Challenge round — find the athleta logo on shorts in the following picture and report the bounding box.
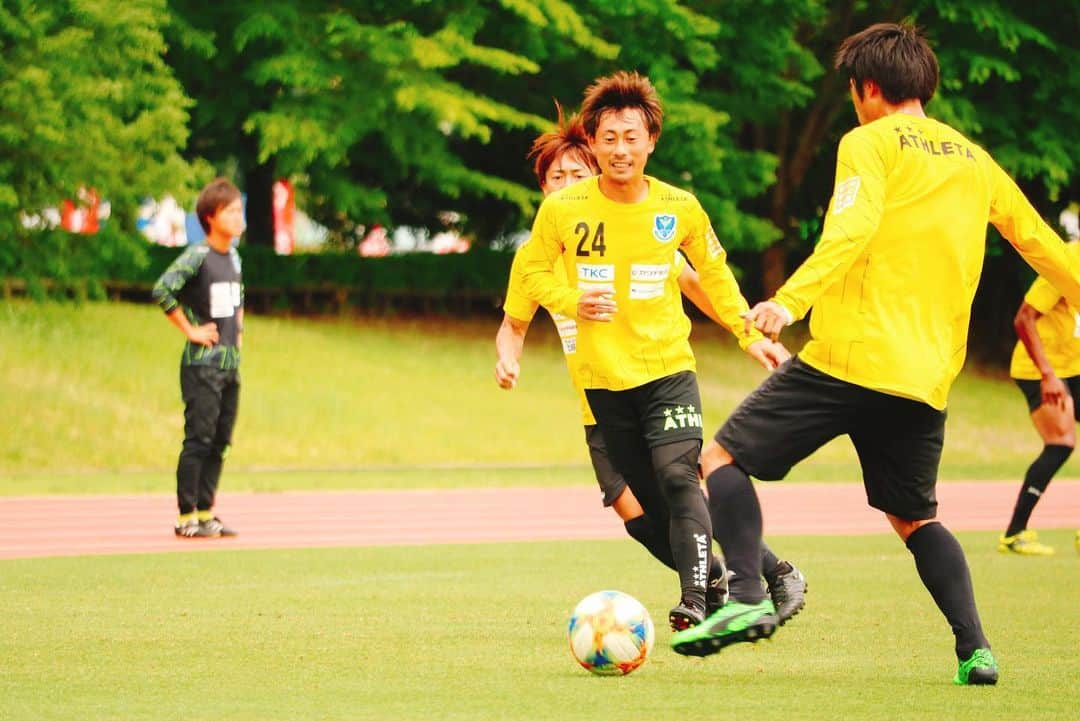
[663,404,702,431]
[653,214,676,243]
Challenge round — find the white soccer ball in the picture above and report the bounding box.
[568,590,655,676]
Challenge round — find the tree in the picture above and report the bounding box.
[691,0,1077,299]
[0,0,197,237]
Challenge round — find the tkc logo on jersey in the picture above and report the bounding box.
[662,404,702,431]
[653,214,677,243]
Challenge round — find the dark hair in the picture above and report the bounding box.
[196,177,242,233]
[527,101,599,187]
[835,23,939,105]
[580,70,663,139]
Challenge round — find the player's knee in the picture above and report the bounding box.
[886,514,933,542]
[699,440,734,478]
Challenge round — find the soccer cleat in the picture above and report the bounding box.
[998,529,1054,556]
[668,599,706,632]
[198,517,238,537]
[174,520,202,538]
[1075,530,1079,554]
[766,562,807,625]
[670,598,778,657]
[953,648,998,686]
[706,561,730,615]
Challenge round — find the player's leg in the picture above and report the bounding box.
[176,365,221,538]
[854,390,996,685]
[674,358,849,656]
[586,424,674,568]
[585,385,714,623]
[635,372,717,629]
[587,424,729,610]
[196,369,239,538]
[1000,379,1074,554]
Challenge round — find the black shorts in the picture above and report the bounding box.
[585,371,704,449]
[1015,376,1080,416]
[716,357,945,520]
[584,424,627,507]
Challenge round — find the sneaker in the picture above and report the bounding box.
[998,529,1054,556]
[198,517,238,538]
[670,598,778,657]
[668,599,706,632]
[706,561,730,615]
[766,562,807,625]
[953,648,998,686]
[174,519,201,538]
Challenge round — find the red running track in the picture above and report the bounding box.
[1,481,1078,560]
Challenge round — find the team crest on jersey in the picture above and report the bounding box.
[653,214,677,243]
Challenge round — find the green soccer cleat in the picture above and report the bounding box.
[954,648,998,686]
[1075,530,1079,554]
[670,598,777,657]
[998,529,1054,556]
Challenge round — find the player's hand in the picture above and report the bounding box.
[495,356,520,390]
[742,301,791,341]
[187,323,219,347]
[746,339,789,371]
[1040,373,1069,411]
[578,287,617,322]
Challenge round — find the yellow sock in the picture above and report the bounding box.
[196,510,214,523]
[178,512,197,526]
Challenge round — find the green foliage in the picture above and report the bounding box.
[0,227,150,298]
[0,0,199,236]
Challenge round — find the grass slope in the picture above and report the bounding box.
[0,300,1066,493]
[1,530,1077,720]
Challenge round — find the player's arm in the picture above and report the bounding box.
[495,247,544,389]
[152,248,217,347]
[1014,279,1069,410]
[677,263,791,363]
[518,200,585,318]
[678,211,791,369]
[494,313,530,390]
[236,305,244,350]
[676,265,724,325]
[752,131,886,339]
[989,162,1080,307]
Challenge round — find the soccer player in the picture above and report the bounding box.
[516,72,789,632]
[496,106,807,621]
[672,23,1080,686]
[152,178,245,539]
[1001,238,1080,555]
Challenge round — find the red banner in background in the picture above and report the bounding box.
[273,179,295,255]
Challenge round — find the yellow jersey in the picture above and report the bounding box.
[772,114,1080,410]
[504,248,686,425]
[517,175,762,391]
[1009,242,1080,380]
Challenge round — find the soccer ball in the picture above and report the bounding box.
[568,590,655,676]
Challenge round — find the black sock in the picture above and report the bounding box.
[1006,444,1071,537]
[624,514,677,571]
[761,544,783,582]
[905,522,989,660]
[705,464,765,604]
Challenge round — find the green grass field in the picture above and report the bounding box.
[0,300,1071,493]
[2,530,1077,721]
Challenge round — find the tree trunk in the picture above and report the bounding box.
[243,159,276,248]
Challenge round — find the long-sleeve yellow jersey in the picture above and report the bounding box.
[773,114,1080,410]
[1009,242,1080,381]
[516,175,761,391]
